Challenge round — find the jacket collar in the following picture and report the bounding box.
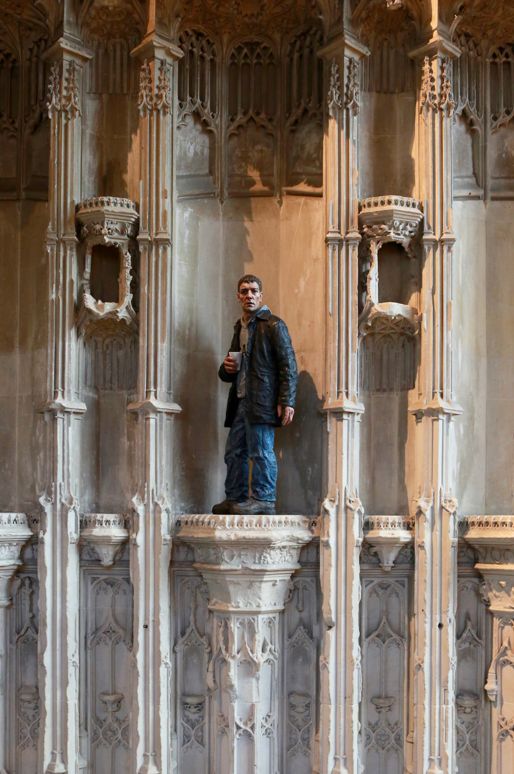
[234,305,271,328]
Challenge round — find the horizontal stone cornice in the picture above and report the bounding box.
[322,397,365,416]
[131,31,183,62]
[127,397,181,416]
[318,31,370,61]
[409,397,463,419]
[409,34,461,61]
[41,398,87,416]
[43,35,93,63]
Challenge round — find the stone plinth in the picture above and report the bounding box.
[464,515,514,774]
[177,513,312,774]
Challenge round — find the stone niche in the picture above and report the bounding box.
[76,196,139,338]
[358,195,423,392]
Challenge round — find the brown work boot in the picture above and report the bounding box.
[235,497,276,515]
[212,499,242,514]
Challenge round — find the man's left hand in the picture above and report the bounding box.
[278,405,294,426]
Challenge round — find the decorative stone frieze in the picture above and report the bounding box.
[177,512,312,774]
[76,196,138,338]
[364,515,414,571]
[463,515,514,773]
[0,513,32,774]
[359,195,423,243]
[80,513,129,567]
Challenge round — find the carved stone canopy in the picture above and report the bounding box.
[359,195,423,247]
[76,196,139,338]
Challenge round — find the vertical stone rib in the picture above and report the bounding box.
[409,31,461,774]
[38,40,91,774]
[318,32,368,774]
[129,33,182,774]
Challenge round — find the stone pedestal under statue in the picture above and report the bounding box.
[177,513,312,774]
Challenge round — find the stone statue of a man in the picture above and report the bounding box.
[212,274,298,515]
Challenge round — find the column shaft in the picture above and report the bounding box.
[128,33,182,774]
[38,39,90,774]
[408,37,461,774]
[318,32,368,774]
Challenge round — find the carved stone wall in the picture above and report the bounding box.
[0,1,514,773]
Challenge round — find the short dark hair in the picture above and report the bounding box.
[237,274,262,292]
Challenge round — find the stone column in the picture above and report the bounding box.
[39,36,91,774]
[408,29,462,774]
[0,514,32,774]
[177,514,312,774]
[317,31,368,774]
[128,26,182,774]
[464,515,514,774]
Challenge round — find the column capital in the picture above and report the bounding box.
[409,33,461,61]
[43,35,93,64]
[318,31,369,61]
[131,31,183,63]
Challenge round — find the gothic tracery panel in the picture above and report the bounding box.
[81,571,133,773]
[489,43,514,197]
[283,571,320,774]
[361,578,410,774]
[284,26,323,191]
[7,573,40,774]
[453,34,484,196]
[177,29,219,196]
[173,570,211,774]
[227,40,278,195]
[176,23,323,199]
[456,575,489,774]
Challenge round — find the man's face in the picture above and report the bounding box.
[237,281,263,315]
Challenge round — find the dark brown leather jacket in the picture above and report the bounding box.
[218,306,297,427]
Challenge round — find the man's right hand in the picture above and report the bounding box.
[223,355,238,374]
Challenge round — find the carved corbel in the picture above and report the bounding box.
[80,513,129,567]
[364,515,414,571]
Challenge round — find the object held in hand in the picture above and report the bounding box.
[229,351,242,370]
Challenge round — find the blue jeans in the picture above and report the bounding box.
[224,400,277,502]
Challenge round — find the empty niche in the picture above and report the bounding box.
[358,196,422,392]
[90,243,121,304]
[177,29,218,196]
[76,196,138,338]
[376,242,412,305]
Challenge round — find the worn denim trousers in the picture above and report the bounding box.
[224,399,277,502]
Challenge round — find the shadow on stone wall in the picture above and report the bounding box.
[275,370,325,516]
